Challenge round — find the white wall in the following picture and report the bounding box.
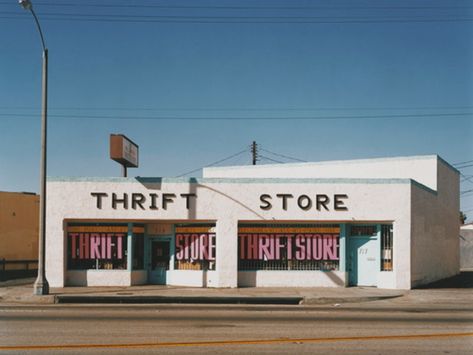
[238,271,346,287]
[204,155,439,191]
[46,177,414,289]
[66,270,131,287]
[167,270,217,287]
[410,159,460,287]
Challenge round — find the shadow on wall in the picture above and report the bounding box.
[135,177,268,221]
[414,271,473,289]
[323,270,345,286]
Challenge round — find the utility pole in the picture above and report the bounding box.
[251,141,258,165]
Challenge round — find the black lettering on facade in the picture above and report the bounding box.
[259,194,272,210]
[334,194,348,211]
[276,194,293,210]
[112,193,128,209]
[180,193,196,209]
[316,194,330,211]
[162,193,176,210]
[131,193,146,210]
[149,193,159,210]
[91,192,107,209]
[297,195,312,210]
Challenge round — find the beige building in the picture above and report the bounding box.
[0,192,38,276]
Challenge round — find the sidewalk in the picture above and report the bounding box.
[0,278,405,305]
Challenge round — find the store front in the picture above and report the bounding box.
[46,155,459,290]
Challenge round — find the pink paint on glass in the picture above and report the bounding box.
[90,233,101,259]
[312,235,323,260]
[259,235,274,260]
[247,234,258,259]
[106,234,113,259]
[79,233,89,259]
[70,233,78,259]
[200,234,209,260]
[117,234,123,259]
[295,235,306,260]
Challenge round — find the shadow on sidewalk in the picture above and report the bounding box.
[415,271,473,289]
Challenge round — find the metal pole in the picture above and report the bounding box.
[122,164,127,178]
[252,141,257,165]
[33,47,49,295]
[19,1,49,295]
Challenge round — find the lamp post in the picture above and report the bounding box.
[19,0,49,295]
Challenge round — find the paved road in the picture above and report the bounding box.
[1,300,472,354]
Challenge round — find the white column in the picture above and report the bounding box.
[215,218,238,288]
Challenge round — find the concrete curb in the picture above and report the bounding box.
[301,294,403,305]
[53,294,404,305]
[55,295,304,305]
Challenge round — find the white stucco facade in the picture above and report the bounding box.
[45,155,460,290]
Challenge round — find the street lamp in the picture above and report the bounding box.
[19,0,49,295]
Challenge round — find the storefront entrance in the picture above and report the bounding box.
[348,235,378,286]
[148,238,170,284]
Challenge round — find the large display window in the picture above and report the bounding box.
[174,224,216,271]
[67,223,144,270]
[238,224,340,271]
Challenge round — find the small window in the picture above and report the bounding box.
[381,224,393,271]
[349,225,377,236]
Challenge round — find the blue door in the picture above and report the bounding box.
[348,236,378,286]
[148,240,170,284]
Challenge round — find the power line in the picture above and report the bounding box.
[2,15,473,24]
[259,155,285,164]
[457,164,473,170]
[454,159,473,166]
[1,1,471,10]
[460,172,473,186]
[175,148,248,177]
[4,11,473,21]
[2,105,473,112]
[259,147,306,163]
[0,112,471,121]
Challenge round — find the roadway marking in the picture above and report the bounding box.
[1,332,472,351]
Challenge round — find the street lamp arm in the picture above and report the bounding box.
[29,7,46,52]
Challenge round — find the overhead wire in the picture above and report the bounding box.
[175,148,248,177]
[259,147,306,162]
[258,155,285,164]
[0,112,471,121]
[1,1,472,10]
[2,16,472,24]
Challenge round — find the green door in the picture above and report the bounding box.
[148,240,170,284]
[348,236,378,286]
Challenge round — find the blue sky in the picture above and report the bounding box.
[0,0,472,220]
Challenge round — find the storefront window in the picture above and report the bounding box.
[133,231,145,270]
[238,224,340,271]
[174,224,216,271]
[381,224,393,271]
[67,224,128,270]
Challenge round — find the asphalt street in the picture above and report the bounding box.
[1,299,472,354]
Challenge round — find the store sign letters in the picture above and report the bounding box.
[259,193,348,211]
[69,233,125,260]
[90,192,348,212]
[175,233,216,261]
[91,192,197,210]
[239,234,339,261]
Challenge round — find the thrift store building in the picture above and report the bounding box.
[45,155,460,290]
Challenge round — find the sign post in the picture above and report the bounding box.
[110,134,139,177]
